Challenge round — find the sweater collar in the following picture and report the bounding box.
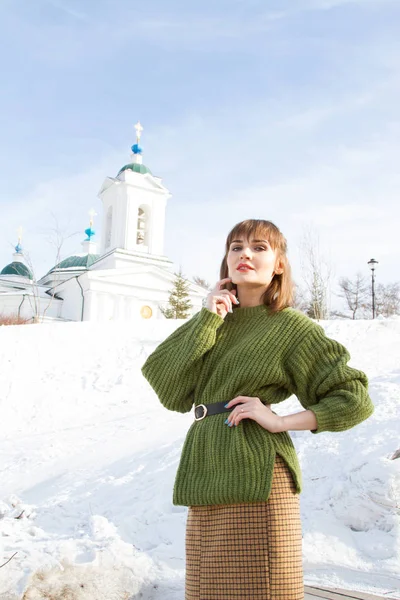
[225,303,270,321]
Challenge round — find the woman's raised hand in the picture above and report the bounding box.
[205,278,239,319]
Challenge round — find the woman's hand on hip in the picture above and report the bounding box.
[224,396,285,433]
[205,277,239,319]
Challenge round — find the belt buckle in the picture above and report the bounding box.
[194,404,207,421]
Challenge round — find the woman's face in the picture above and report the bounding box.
[226,236,282,288]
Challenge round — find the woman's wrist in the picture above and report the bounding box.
[279,410,318,432]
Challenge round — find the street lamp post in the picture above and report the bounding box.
[367,258,378,319]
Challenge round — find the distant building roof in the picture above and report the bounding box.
[48,254,100,274]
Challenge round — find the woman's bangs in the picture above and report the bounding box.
[226,220,281,251]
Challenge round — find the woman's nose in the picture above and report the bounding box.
[240,247,251,259]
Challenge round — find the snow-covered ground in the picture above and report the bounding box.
[0,317,399,599]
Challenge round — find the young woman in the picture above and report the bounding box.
[141,219,374,600]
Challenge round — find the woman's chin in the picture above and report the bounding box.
[231,273,252,283]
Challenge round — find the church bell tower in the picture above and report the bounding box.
[98,122,171,262]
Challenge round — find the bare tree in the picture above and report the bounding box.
[41,216,79,321]
[299,229,332,320]
[338,273,369,319]
[373,282,400,318]
[18,215,79,323]
[193,276,212,290]
[292,283,309,314]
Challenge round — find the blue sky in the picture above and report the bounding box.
[0,0,399,292]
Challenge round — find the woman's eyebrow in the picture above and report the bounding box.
[230,239,269,244]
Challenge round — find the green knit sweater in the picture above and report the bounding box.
[141,305,374,506]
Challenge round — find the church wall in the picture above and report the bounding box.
[148,196,167,256]
[100,185,128,255]
[0,295,29,320]
[72,274,204,322]
[0,290,64,322]
[38,294,63,320]
[57,278,85,321]
[83,290,142,322]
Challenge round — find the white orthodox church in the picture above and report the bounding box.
[0,123,207,322]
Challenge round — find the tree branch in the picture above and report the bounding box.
[0,552,18,569]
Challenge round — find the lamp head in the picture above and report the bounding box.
[368,258,379,271]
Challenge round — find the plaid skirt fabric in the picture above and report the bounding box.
[185,455,304,600]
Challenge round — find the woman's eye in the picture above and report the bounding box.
[231,246,266,251]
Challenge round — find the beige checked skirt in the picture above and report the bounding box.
[185,454,304,600]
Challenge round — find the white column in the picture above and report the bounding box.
[84,291,98,321]
[114,295,124,321]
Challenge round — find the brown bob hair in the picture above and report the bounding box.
[219,219,295,313]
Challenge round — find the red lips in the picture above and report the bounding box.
[237,263,254,270]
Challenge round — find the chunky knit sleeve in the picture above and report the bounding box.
[141,307,224,413]
[285,318,374,434]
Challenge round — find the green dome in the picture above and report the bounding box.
[49,254,100,273]
[1,262,33,279]
[118,163,152,176]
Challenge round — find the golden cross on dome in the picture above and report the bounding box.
[135,121,144,143]
[17,226,23,244]
[88,208,97,228]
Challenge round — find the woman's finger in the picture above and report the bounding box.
[225,396,249,410]
[211,278,232,293]
[225,399,248,426]
[206,295,230,316]
[226,405,248,427]
[216,279,239,304]
[216,277,232,290]
[217,294,232,309]
[219,289,239,304]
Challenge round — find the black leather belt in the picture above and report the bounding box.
[194,401,242,421]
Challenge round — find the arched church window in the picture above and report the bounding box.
[105,207,113,249]
[136,207,148,245]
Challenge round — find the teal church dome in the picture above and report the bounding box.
[1,262,33,279]
[117,163,152,176]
